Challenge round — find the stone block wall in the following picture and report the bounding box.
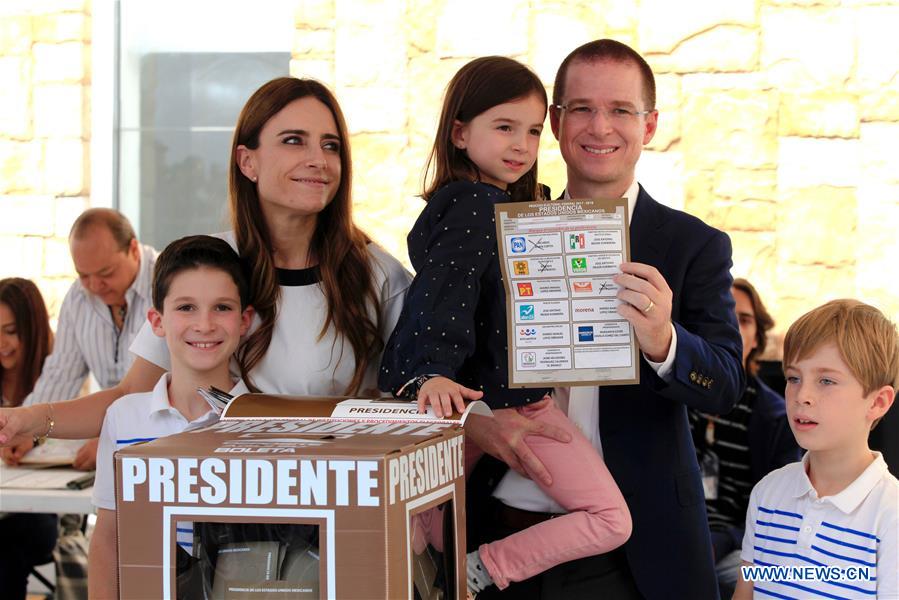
[1,0,90,318]
[293,0,899,356]
[3,0,897,355]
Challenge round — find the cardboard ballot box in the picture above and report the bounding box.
[115,396,489,599]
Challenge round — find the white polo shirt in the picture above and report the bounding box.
[741,452,898,599]
[93,374,248,552]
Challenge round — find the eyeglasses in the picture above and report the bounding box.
[552,103,652,124]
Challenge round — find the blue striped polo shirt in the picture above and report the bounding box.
[740,452,898,599]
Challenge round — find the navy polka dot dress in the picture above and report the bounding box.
[379,181,549,408]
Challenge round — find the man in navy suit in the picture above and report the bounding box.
[467,39,744,599]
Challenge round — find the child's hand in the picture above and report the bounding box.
[417,377,484,418]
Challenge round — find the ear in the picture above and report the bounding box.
[148,307,165,338]
[127,237,140,261]
[239,305,255,337]
[642,110,659,146]
[867,385,895,426]
[235,145,258,183]
[549,105,561,141]
[451,120,468,150]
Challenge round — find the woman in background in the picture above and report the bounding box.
[0,278,58,600]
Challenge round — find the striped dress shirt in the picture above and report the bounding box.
[24,244,157,406]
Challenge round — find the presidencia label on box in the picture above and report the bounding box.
[496,198,639,388]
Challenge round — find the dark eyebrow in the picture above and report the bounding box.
[277,129,341,142]
[736,311,755,320]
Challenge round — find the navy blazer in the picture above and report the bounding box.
[595,185,744,599]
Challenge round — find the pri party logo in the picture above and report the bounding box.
[517,282,534,297]
[513,260,529,275]
[519,304,535,321]
[570,257,587,273]
[569,233,586,249]
[510,236,527,253]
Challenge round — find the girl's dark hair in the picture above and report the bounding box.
[423,56,548,202]
[0,278,53,405]
[733,277,774,374]
[228,77,381,394]
[152,235,250,311]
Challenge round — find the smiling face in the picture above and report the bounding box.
[452,93,546,190]
[70,225,141,307]
[236,96,342,221]
[784,343,882,454]
[0,302,19,373]
[551,59,657,199]
[148,267,252,377]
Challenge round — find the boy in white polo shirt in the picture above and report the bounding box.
[735,299,898,599]
[87,235,254,599]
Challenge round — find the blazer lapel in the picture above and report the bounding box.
[630,185,671,267]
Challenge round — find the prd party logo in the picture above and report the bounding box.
[519,304,535,321]
[513,260,529,275]
[572,280,593,293]
[510,236,527,253]
[570,257,587,273]
[517,282,534,297]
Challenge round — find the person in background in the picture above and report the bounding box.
[734,299,898,598]
[0,278,58,600]
[1,208,157,471]
[689,277,800,599]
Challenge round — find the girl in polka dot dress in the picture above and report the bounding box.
[380,56,632,596]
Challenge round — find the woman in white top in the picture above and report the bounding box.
[0,78,410,445]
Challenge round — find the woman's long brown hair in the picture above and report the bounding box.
[423,56,548,202]
[228,78,381,394]
[0,278,53,405]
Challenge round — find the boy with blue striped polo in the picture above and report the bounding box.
[734,299,898,599]
[87,236,253,599]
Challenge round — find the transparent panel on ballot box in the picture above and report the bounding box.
[177,521,320,599]
[410,498,456,600]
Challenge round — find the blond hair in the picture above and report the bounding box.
[784,299,899,428]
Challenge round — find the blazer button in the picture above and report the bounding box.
[690,371,697,382]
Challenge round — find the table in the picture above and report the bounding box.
[0,464,95,514]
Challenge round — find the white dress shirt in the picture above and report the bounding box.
[492,179,678,513]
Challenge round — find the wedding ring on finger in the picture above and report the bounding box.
[642,299,655,313]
